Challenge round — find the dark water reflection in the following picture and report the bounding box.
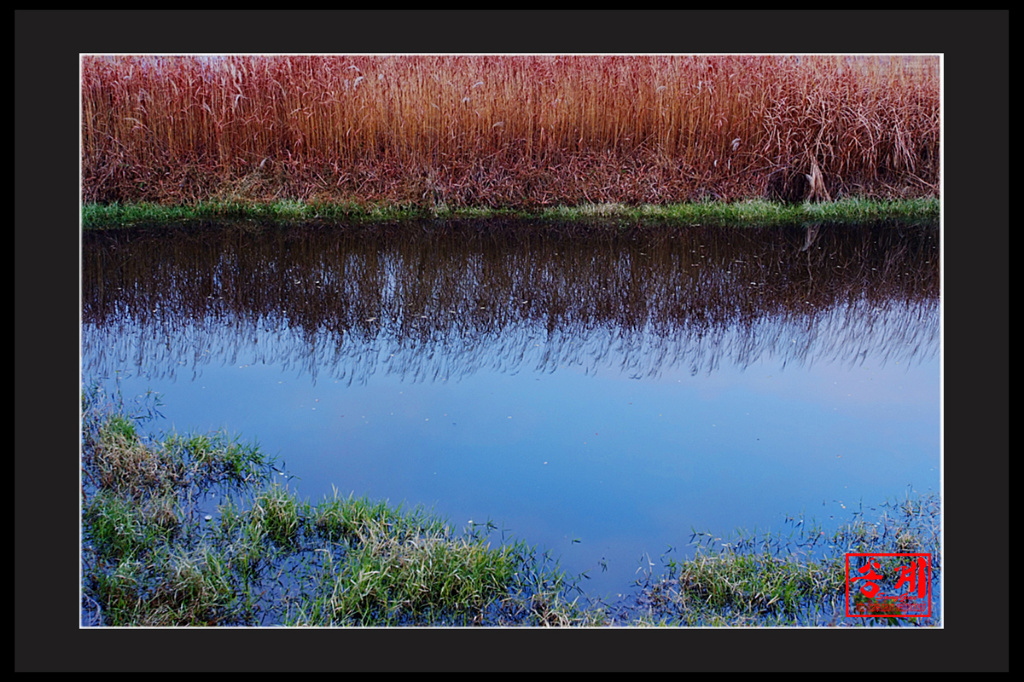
[81,220,940,600]
[83,221,938,382]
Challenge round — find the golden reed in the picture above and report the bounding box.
[81,55,939,207]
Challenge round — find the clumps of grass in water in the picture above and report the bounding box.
[91,545,238,627]
[217,489,594,627]
[81,384,275,625]
[628,491,941,627]
[83,384,937,627]
[310,511,515,626]
[633,548,848,626]
[82,388,591,626]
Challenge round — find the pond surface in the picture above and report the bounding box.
[81,219,940,602]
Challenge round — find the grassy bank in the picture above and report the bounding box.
[81,386,941,627]
[81,197,940,231]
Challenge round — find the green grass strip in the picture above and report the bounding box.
[81,197,939,230]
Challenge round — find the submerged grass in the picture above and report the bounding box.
[81,385,940,627]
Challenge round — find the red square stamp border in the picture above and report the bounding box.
[845,552,933,618]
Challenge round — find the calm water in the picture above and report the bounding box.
[81,220,940,601]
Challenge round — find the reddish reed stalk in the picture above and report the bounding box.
[81,55,940,207]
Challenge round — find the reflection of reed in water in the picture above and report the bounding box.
[82,221,939,384]
[800,223,821,252]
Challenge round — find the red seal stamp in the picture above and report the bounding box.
[845,553,932,618]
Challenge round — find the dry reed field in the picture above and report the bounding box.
[81,55,940,208]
